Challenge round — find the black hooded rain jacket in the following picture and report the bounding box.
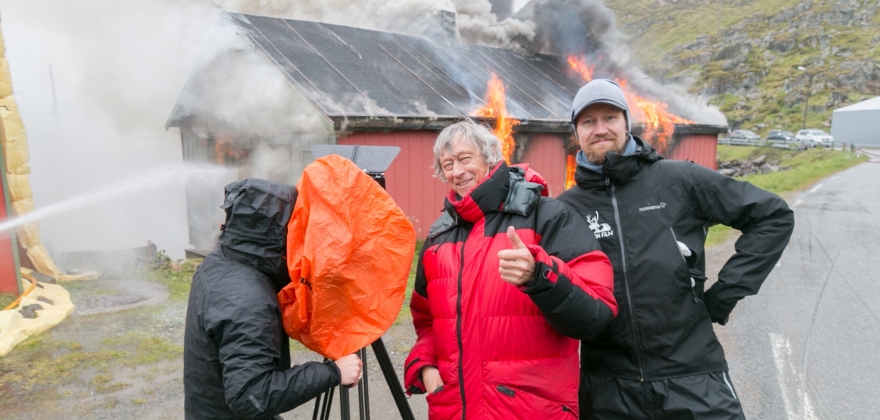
[557,136,794,382]
[184,179,340,419]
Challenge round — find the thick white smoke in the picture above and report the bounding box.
[3,0,723,263]
[2,0,221,260]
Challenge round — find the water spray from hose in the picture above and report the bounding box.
[0,164,233,235]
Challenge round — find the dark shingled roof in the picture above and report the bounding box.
[169,11,588,131]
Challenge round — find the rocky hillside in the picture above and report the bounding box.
[605,0,880,134]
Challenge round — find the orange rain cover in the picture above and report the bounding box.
[278,155,416,360]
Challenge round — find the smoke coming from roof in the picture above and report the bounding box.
[204,0,724,124]
[452,0,535,51]
[4,0,725,261]
[173,18,332,134]
[514,0,725,124]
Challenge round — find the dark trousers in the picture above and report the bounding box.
[580,372,746,420]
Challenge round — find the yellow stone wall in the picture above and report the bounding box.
[0,25,62,277]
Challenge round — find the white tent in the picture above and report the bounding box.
[831,96,880,146]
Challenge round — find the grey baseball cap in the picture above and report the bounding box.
[571,79,631,133]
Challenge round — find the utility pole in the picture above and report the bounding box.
[798,66,814,129]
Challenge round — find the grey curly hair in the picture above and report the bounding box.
[432,120,504,181]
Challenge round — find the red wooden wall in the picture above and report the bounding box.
[668,134,718,170]
[338,131,595,239]
[520,134,569,197]
[338,131,447,239]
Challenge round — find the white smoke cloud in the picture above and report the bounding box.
[2,0,723,264]
[174,18,332,134]
[2,0,221,260]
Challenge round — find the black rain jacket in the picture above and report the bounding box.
[184,179,340,419]
[557,136,794,381]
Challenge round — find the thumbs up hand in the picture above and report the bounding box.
[498,226,536,286]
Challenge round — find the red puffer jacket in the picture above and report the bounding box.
[404,163,617,420]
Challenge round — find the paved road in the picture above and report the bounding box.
[714,158,880,419]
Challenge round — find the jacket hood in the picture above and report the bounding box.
[574,135,663,188]
[219,178,297,291]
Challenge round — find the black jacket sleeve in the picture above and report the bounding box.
[687,163,795,324]
[206,279,340,419]
[521,198,618,340]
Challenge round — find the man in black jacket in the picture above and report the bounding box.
[558,79,795,419]
[184,178,361,419]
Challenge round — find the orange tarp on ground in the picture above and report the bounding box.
[278,155,416,360]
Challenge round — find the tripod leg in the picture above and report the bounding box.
[320,386,334,420]
[312,391,322,420]
[359,347,369,420]
[339,383,350,420]
[371,337,416,420]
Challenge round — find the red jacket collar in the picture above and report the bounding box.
[445,162,509,223]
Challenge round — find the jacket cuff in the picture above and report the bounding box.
[323,359,342,387]
[704,286,734,325]
[403,354,436,395]
[518,245,556,294]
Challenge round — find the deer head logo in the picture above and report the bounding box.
[585,211,600,231]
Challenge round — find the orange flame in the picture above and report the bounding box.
[565,55,694,156]
[615,79,694,155]
[472,72,520,163]
[213,133,248,165]
[567,54,594,81]
[565,154,577,190]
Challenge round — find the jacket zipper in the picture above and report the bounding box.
[610,182,646,382]
[456,239,467,420]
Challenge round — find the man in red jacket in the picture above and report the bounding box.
[404,120,618,419]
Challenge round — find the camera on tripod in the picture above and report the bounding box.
[288,145,415,420]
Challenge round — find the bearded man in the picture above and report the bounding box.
[557,79,795,419]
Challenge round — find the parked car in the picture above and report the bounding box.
[729,129,762,145]
[766,130,795,142]
[795,129,834,148]
[765,130,804,149]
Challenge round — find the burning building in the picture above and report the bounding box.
[166,11,726,248]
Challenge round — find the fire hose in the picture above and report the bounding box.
[2,272,38,311]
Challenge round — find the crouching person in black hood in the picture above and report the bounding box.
[184,178,362,419]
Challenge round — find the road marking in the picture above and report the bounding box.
[792,200,803,208]
[770,333,817,420]
[830,176,839,181]
[809,184,824,193]
[776,262,782,267]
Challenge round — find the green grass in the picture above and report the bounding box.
[601,1,877,135]
[141,259,201,301]
[0,330,182,394]
[707,145,868,245]
[705,225,735,247]
[606,0,802,63]
[394,240,423,325]
[738,148,867,194]
[1,293,15,309]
